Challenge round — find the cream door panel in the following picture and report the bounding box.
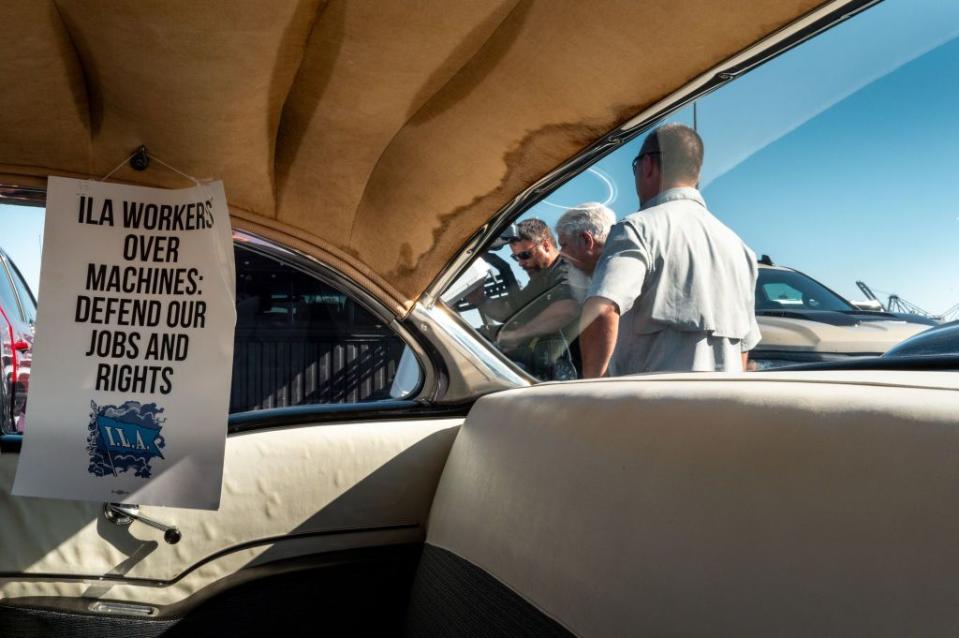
[0,417,461,605]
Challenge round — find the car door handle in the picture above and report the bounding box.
[103,503,182,544]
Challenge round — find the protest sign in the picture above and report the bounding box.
[13,177,235,510]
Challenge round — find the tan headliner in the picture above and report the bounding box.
[0,0,826,314]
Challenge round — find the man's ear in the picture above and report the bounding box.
[642,153,656,178]
[581,232,596,251]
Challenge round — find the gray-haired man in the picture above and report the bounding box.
[555,202,617,302]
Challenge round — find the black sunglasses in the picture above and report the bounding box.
[510,250,534,262]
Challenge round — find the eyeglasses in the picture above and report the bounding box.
[632,150,661,171]
[510,250,534,262]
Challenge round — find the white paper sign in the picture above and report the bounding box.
[13,177,236,510]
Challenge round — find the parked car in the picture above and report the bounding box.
[0,2,957,637]
[0,246,35,433]
[752,320,959,374]
[749,263,936,370]
[884,320,959,358]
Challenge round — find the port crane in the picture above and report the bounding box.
[856,281,958,322]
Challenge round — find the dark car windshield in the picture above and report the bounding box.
[756,269,855,313]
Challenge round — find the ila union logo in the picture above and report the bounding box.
[87,400,166,478]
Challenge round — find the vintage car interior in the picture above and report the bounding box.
[2,1,958,636]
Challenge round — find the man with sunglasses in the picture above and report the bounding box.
[580,123,761,377]
[472,219,578,371]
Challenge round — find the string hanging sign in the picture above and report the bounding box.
[14,164,236,510]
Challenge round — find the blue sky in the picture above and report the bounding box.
[2,0,959,315]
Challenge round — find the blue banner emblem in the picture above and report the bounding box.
[87,401,166,478]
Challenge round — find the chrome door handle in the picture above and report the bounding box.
[103,503,182,544]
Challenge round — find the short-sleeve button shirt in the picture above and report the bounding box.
[588,187,761,374]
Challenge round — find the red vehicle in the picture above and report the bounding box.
[0,246,35,433]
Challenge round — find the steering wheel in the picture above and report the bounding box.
[496,283,579,382]
[482,252,519,297]
[463,252,516,338]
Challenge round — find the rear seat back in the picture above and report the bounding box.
[406,374,959,637]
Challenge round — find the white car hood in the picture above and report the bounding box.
[756,315,930,354]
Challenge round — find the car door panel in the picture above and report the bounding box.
[0,417,460,606]
[412,372,959,636]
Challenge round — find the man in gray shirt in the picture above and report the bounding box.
[581,123,761,376]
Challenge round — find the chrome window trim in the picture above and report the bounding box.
[424,0,879,303]
[408,300,531,403]
[0,186,46,208]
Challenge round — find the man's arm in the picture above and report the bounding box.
[741,305,762,372]
[496,299,579,349]
[579,297,620,378]
[579,220,647,378]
